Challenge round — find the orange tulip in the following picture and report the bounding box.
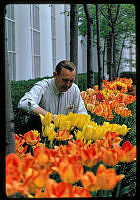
[72,186,91,197]
[57,156,84,184]
[15,134,28,158]
[81,171,99,192]
[103,110,114,121]
[120,141,136,162]
[6,180,29,197]
[6,153,24,196]
[34,146,57,172]
[101,144,121,166]
[96,164,125,190]
[45,179,91,198]
[105,131,122,147]
[6,153,21,184]
[19,153,38,174]
[45,179,73,197]
[56,129,72,141]
[124,94,135,104]
[81,144,100,167]
[115,107,132,118]
[23,131,40,146]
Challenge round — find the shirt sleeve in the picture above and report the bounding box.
[73,84,88,115]
[18,80,47,114]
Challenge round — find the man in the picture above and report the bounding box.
[18,60,87,131]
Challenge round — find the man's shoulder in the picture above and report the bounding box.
[35,78,53,88]
[70,83,80,93]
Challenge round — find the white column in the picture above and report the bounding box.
[64,4,70,60]
[55,4,66,63]
[40,4,53,77]
[15,4,32,81]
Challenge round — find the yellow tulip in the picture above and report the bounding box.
[120,124,131,136]
[74,130,84,141]
[43,123,56,141]
[40,112,52,127]
[32,130,40,138]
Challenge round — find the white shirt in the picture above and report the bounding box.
[18,78,87,115]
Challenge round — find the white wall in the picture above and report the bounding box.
[40,4,53,77]
[15,4,32,81]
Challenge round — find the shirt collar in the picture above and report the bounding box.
[52,78,65,95]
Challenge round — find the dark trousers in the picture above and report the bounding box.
[26,115,42,133]
[18,115,42,135]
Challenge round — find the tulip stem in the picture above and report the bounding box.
[49,141,54,149]
[116,181,121,197]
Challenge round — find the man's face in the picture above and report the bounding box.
[53,68,76,92]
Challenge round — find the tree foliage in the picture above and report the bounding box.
[78,4,136,83]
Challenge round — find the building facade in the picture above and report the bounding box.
[5,4,71,81]
[5,4,136,81]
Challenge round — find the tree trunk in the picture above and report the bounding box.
[107,4,120,81]
[96,4,103,90]
[70,4,78,85]
[5,9,15,155]
[83,4,94,88]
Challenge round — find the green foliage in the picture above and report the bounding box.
[78,4,136,42]
[78,73,87,91]
[78,4,136,76]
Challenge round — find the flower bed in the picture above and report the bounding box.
[6,78,136,198]
[81,78,135,121]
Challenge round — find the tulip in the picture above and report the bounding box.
[6,153,21,184]
[57,156,84,184]
[101,144,121,166]
[15,134,28,158]
[81,171,99,192]
[40,112,52,127]
[120,141,136,162]
[81,144,100,167]
[72,186,91,197]
[124,94,135,104]
[56,129,72,141]
[46,179,73,197]
[96,164,125,191]
[43,123,56,141]
[23,130,40,146]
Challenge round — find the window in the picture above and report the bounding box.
[51,4,56,70]
[30,4,40,78]
[5,4,16,80]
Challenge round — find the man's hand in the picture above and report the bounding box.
[52,114,57,121]
[32,107,57,122]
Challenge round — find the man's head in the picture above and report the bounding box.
[53,60,76,92]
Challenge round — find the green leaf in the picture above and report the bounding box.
[119,185,131,197]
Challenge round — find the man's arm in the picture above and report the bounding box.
[18,80,47,113]
[31,106,48,116]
